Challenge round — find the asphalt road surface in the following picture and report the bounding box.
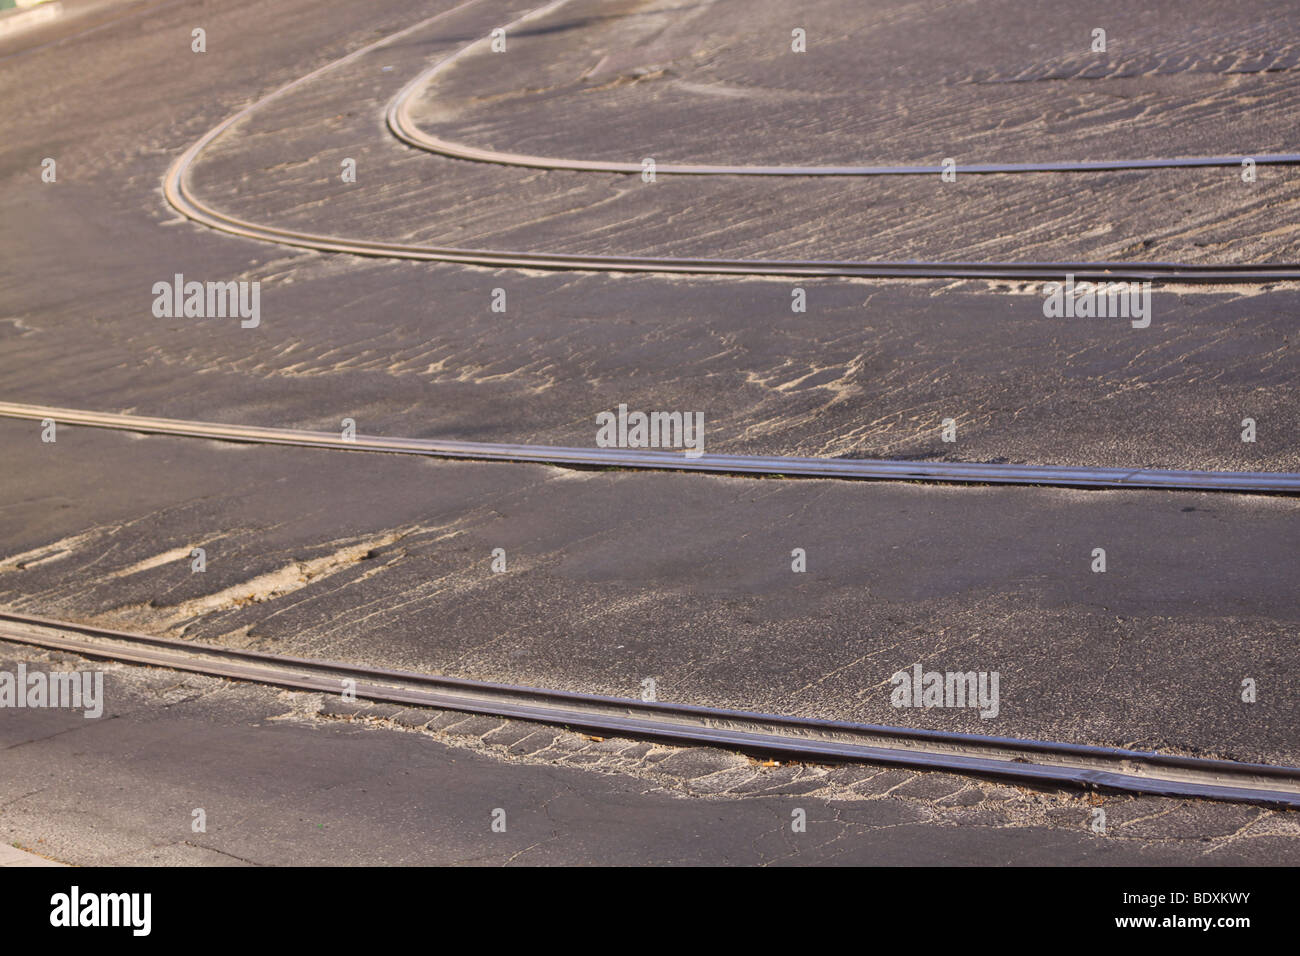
[0,0,1296,866]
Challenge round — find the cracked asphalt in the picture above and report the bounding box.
[0,0,1296,865]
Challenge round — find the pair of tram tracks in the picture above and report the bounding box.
[0,398,1294,808]
[2,609,1298,808]
[163,0,1300,281]
[6,0,1298,807]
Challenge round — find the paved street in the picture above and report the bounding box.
[0,0,1296,866]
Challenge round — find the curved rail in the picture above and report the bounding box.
[162,0,1300,282]
[387,0,1300,178]
[1,609,1296,807]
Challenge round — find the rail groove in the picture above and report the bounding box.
[162,0,1300,282]
[388,0,1300,179]
[1,609,1297,807]
[3,401,1298,493]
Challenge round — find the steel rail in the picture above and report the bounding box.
[1,609,1297,807]
[2,401,1297,493]
[161,0,1300,282]
[387,0,1300,178]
